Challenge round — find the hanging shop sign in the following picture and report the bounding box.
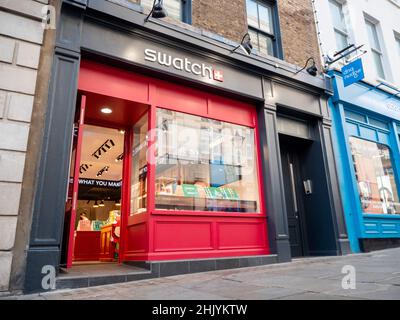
[342,58,365,87]
[144,48,224,83]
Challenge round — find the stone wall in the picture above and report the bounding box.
[0,0,48,292]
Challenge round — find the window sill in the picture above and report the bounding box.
[363,213,400,219]
[106,0,143,13]
[152,209,266,218]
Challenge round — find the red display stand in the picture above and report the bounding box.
[73,231,101,261]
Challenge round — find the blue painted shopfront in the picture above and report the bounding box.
[329,71,400,253]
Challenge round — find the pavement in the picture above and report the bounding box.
[3,247,400,300]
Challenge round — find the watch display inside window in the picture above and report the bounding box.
[155,109,261,213]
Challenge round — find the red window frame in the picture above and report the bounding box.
[79,59,269,261]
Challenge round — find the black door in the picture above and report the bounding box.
[280,142,306,257]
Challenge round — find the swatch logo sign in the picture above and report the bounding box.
[145,49,224,82]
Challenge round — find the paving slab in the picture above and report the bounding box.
[3,247,400,300]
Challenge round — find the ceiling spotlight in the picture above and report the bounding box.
[101,107,112,114]
[99,200,105,207]
[93,201,99,208]
[115,200,121,207]
[231,33,253,56]
[144,0,168,22]
[119,130,125,135]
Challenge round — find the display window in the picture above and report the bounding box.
[349,136,400,215]
[130,114,148,215]
[155,109,261,213]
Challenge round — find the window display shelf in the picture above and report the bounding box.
[155,195,258,213]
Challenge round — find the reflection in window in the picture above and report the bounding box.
[349,137,400,215]
[130,114,148,215]
[155,109,261,213]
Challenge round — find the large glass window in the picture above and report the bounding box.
[365,19,386,79]
[155,109,261,213]
[329,0,349,52]
[349,137,400,215]
[130,114,148,215]
[246,0,278,57]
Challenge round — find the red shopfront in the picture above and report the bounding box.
[64,59,269,267]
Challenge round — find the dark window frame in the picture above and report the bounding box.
[246,0,283,59]
[182,0,192,24]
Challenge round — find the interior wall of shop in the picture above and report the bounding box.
[20,0,350,293]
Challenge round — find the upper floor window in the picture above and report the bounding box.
[246,0,280,58]
[365,19,386,79]
[328,0,349,52]
[141,0,191,24]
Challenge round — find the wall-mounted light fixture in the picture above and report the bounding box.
[294,57,318,77]
[231,33,253,56]
[144,0,168,22]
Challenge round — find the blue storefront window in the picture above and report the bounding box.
[329,71,400,252]
[348,137,400,215]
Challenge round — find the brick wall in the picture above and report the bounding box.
[278,0,321,68]
[119,1,321,68]
[192,0,247,43]
[192,0,321,67]
[0,0,48,292]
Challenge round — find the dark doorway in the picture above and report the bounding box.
[278,120,339,258]
[280,136,310,257]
